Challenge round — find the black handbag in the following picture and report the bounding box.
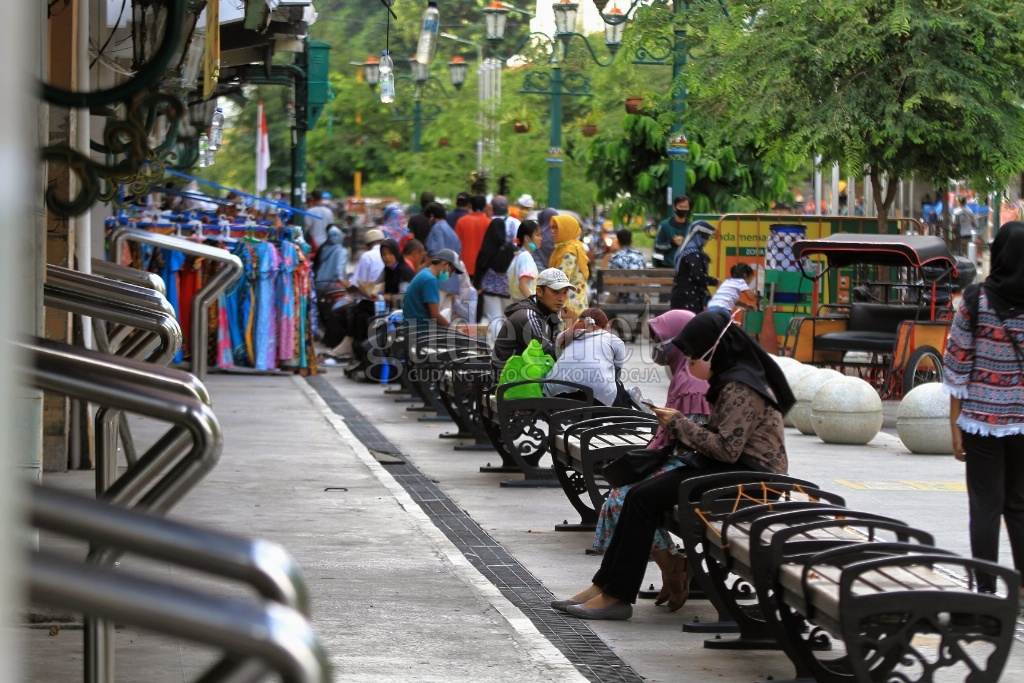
[602,447,717,488]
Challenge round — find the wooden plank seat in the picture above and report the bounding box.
[668,472,820,635]
[435,355,494,452]
[478,379,596,487]
[546,407,658,531]
[593,268,674,337]
[402,328,489,422]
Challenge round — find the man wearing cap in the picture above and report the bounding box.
[402,248,464,330]
[516,193,535,217]
[447,192,472,230]
[491,268,575,374]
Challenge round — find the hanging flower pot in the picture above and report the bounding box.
[625,97,644,114]
[438,137,450,147]
[388,138,402,149]
[582,124,598,137]
[513,121,531,134]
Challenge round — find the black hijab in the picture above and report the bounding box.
[380,239,414,294]
[983,221,1024,319]
[671,309,796,415]
[473,216,512,289]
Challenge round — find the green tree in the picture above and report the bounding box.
[685,0,1024,228]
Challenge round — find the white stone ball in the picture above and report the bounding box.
[781,363,816,428]
[771,355,801,370]
[811,377,883,445]
[790,369,845,435]
[896,384,953,455]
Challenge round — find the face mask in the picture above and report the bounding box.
[438,271,450,283]
[527,242,538,251]
[651,340,672,366]
[675,209,689,219]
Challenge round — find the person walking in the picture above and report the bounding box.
[670,221,718,313]
[305,189,335,253]
[943,221,1024,596]
[654,195,691,268]
[508,221,541,302]
[454,195,492,279]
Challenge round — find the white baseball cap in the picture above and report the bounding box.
[364,228,385,243]
[516,193,535,209]
[536,268,577,291]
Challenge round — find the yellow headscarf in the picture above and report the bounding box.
[548,214,590,280]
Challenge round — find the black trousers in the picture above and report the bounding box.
[592,459,748,603]
[963,432,1024,592]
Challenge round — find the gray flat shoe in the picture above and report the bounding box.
[565,601,633,621]
[550,598,584,612]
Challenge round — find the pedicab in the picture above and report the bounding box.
[780,233,975,398]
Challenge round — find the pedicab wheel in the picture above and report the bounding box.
[902,345,944,396]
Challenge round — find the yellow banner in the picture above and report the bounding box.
[203,0,221,100]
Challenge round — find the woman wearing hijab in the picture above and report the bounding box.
[549,214,590,318]
[534,208,559,269]
[670,220,719,312]
[474,215,516,338]
[943,221,1024,595]
[381,205,408,244]
[552,309,794,620]
[313,226,350,348]
[590,310,711,610]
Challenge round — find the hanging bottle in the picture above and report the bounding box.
[416,2,440,66]
[198,132,210,168]
[379,50,396,104]
[208,107,225,150]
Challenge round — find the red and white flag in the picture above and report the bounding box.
[255,101,270,194]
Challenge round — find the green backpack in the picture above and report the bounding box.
[498,339,555,400]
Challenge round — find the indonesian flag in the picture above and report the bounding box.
[255,101,270,194]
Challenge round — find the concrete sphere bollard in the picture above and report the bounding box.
[772,355,802,371]
[811,377,883,445]
[896,383,953,454]
[791,369,845,435]
[781,363,816,428]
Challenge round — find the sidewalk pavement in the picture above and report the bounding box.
[20,340,1024,682]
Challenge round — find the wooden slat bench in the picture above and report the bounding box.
[547,407,658,531]
[402,327,489,422]
[477,379,595,487]
[436,355,494,452]
[593,268,674,337]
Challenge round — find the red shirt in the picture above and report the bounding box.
[454,211,491,276]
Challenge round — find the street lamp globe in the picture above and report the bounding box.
[603,6,625,52]
[483,2,510,42]
[362,55,380,88]
[410,57,430,84]
[448,56,468,89]
[591,0,610,11]
[553,0,579,38]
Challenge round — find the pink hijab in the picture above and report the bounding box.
[647,310,711,450]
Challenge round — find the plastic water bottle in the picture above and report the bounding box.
[379,50,395,104]
[208,107,224,150]
[375,293,387,316]
[416,2,440,66]
[198,133,210,168]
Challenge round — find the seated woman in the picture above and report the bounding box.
[543,308,629,408]
[591,310,711,612]
[375,239,415,304]
[552,309,794,620]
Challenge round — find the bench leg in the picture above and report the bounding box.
[774,600,856,683]
[479,412,523,473]
[677,529,746,635]
[552,457,598,532]
[496,405,560,488]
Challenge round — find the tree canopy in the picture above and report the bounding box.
[684,0,1024,226]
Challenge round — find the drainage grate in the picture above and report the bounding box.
[308,377,644,683]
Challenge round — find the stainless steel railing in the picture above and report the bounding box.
[91,258,167,297]
[108,227,243,379]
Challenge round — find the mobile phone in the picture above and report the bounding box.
[640,398,657,410]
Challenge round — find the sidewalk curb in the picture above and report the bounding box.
[295,376,590,683]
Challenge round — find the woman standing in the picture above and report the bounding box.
[552,309,793,620]
[508,220,541,302]
[535,208,559,269]
[590,310,711,610]
[549,214,590,319]
[943,221,1024,595]
[670,220,719,313]
[474,216,516,338]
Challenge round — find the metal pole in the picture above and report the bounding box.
[291,43,310,228]
[413,98,423,154]
[667,0,688,208]
[548,59,564,208]
[813,156,823,216]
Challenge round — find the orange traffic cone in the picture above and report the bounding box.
[759,306,779,356]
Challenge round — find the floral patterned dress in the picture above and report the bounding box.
[557,251,589,317]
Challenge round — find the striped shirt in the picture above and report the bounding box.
[942,289,1024,437]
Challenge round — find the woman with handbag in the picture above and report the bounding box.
[588,310,711,611]
[551,309,794,620]
[943,221,1024,597]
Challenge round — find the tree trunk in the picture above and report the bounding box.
[868,166,900,233]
